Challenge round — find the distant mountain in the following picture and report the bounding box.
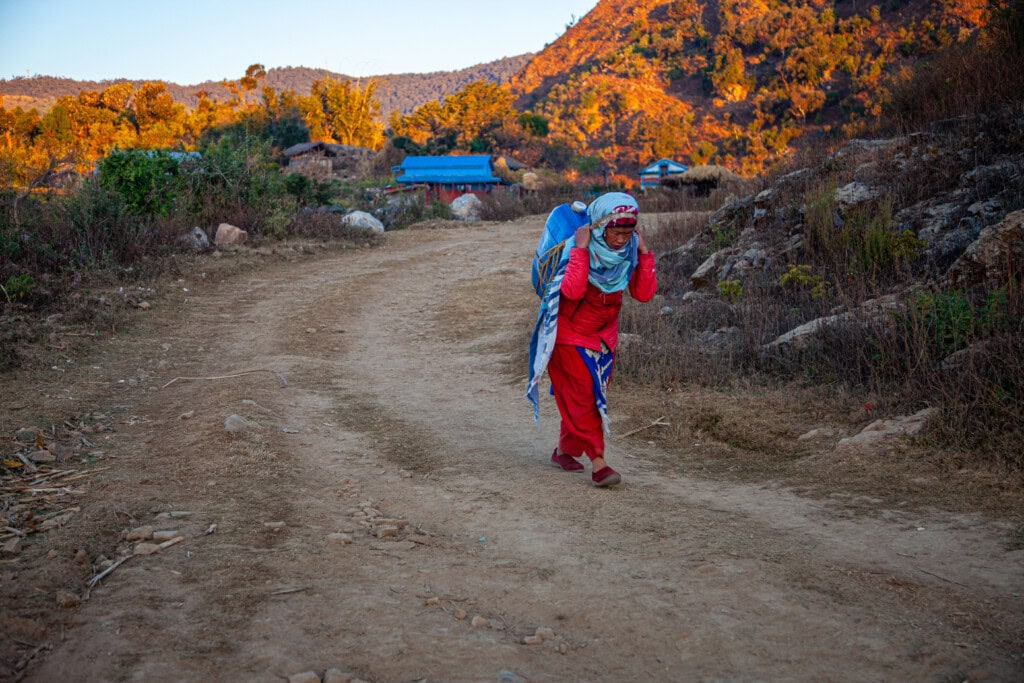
[0,55,532,118]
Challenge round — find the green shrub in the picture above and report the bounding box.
[98,149,181,216]
[1,273,34,301]
[717,279,743,302]
[711,219,738,250]
[913,287,1012,356]
[780,264,831,300]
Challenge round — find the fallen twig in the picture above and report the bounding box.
[270,586,309,595]
[58,467,111,483]
[14,642,51,674]
[84,555,133,599]
[162,369,288,389]
[916,567,970,588]
[14,453,37,473]
[619,416,670,438]
[158,536,184,550]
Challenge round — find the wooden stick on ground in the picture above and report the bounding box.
[618,416,670,439]
[161,369,288,389]
[84,555,134,599]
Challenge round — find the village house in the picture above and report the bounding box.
[661,164,743,196]
[282,141,373,181]
[638,158,689,189]
[390,155,507,203]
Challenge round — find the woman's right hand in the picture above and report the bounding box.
[574,225,591,248]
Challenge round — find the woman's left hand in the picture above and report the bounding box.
[637,230,650,255]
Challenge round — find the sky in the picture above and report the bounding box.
[0,0,599,84]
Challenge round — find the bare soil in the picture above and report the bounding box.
[2,217,1022,682]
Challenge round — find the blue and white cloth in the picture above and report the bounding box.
[526,192,640,429]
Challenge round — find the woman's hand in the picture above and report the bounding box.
[637,230,650,255]
[574,225,591,249]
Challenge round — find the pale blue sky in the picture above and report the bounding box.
[0,0,598,83]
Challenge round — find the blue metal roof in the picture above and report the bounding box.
[639,158,688,175]
[394,155,503,184]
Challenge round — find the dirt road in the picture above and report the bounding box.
[8,218,1023,681]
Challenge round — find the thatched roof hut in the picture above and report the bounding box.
[662,164,743,196]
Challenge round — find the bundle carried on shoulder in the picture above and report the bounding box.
[530,200,590,297]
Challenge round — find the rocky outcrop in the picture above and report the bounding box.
[944,209,1024,288]
[835,408,936,452]
[764,296,905,351]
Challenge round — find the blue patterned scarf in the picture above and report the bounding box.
[526,192,639,426]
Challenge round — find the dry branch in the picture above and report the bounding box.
[84,555,134,599]
[619,416,670,438]
[161,369,288,389]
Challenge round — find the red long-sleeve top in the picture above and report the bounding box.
[555,247,657,353]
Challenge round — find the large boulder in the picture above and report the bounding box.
[945,209,1024,288]
[214,223,248,246]
[689,251,724,289]
[340,210,385,233]
[177,227,210,252]
[450,193,483,221]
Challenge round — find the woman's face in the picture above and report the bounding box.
[603,226,636,250]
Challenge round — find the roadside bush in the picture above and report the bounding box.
[176,133,291,235]
[97,149,181,216]
[284,173,336,208]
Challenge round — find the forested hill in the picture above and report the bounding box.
[0,55,532,118]
[509,0,996,175]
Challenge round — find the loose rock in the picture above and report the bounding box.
[15,428,38,443]
[323,670,354,683]
[56,590,81,608]
[535,626,556,641]
[28,449,56,463]
[287,672,320,683]
[126,526,154,541]
[214,223,248,246]
[326,533,352,545]
[470,615,490,628]
[223,414,252,433]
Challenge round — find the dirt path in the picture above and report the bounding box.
[9,218,1024,681]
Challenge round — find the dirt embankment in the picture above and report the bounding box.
[2,219,1022,682]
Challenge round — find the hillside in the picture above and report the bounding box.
[510,0,996,176]
[0,55,531,119]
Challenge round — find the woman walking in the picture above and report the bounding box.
[527,192,657,487]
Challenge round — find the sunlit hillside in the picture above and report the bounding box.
[511,0,996,175]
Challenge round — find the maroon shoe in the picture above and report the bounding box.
[592,465,622,487]
[551,448,585,472]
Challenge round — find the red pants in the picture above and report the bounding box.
[548,344,609,461]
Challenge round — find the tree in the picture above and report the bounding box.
[303,78,384,149]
